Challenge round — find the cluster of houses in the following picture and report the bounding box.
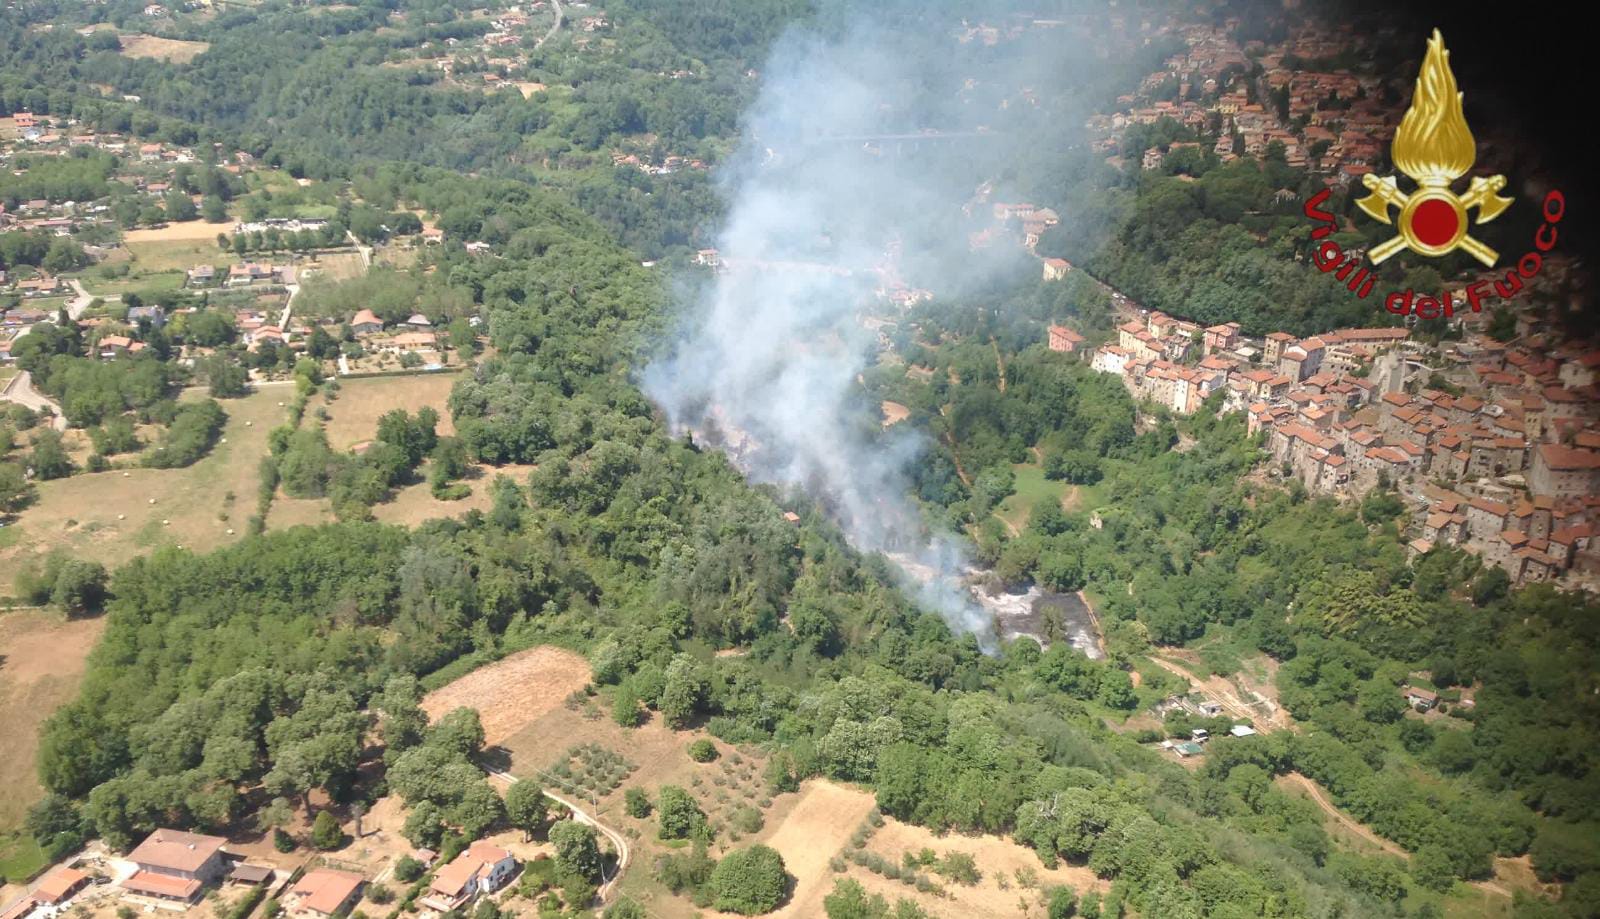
[1089,20,1397,184]
[0,827,522,919]
[186,262,296,289]
[1065,278,1600,588]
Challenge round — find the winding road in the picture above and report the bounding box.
[0,370,66,431]
[487,770,630,903]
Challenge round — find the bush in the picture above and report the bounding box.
[935,851,980,885]
[624,788,651,819]
[311,811,344,850]
[272,828,296,852]
[144,400,227,468]
[393,855,424,883]
[365,884,394,905]
[657,786,704,840]
[710,845,788,915]
[688,739,718,762]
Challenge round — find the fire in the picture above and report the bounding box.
[1392,29,1476,187]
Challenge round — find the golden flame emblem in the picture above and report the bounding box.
[1356,29,1513,266]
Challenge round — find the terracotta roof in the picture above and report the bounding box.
[34,867,87,904]
[123,871,202,900]
[1538,443,1600,471]
[128,828,226,874]
[292,869,363,916]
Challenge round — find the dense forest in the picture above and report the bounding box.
[6,0,1599,917]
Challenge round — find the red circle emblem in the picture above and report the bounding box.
[1411,198,1460,247]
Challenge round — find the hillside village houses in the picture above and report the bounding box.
[1070,267,1600,589]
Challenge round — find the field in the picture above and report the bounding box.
[0,388,288,578]
[369,466,538,527]
[124,219,237,244]
[420,645,592,745]
[842,815,1108,918]
[124,235,229,273]
[993,462,1073,536]
[317,372,461,450]
[118,34,210,63]
[707,780,879,918]
[0,610,108,878]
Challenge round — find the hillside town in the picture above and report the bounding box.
[1059,262,1600,590]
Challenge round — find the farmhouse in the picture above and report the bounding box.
[421,842,517,911]
[286,868,364,918]
[388,331,438,353]
[350,309,384,336]
[122,828,229,902]
[1402,687,1438,711]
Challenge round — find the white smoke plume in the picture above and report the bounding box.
[643,13,1060,636]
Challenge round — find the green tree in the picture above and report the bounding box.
[505,782,548,840]
[657,785,704,840]
[550,819,602,882]
[311,810,344,850]
[710,844,787,914]
[30,429,74,480]
[624,787,651,818]
[0,462,33,514]
[50,559,109,616]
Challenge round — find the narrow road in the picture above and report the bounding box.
[535,0,563,47]
[487,770,630,903]
[67,279,118,321]
[1,370,67,431]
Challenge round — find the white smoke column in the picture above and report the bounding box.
[643,25,1009,636]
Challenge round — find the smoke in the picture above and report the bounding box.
[642,9,1073,636]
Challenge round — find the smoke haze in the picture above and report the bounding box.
[642,8,1094,636]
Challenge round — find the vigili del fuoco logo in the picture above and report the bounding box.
[1301,29,1566,321]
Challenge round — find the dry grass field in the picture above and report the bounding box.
[844,815,1108,918]
[369,465,536,528]
[0,611,108,850]
[318,372,461,450]
[421,645,592,745]
[118,34,210,63]
[124,219,235,244]
[708,780,879,918]
[0,388,287,579]
[124,235,229,273]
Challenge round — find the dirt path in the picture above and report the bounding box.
[488,772,629,902]
[1279,773,1406,858]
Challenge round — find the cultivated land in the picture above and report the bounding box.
[0,611,108,878]
[117,34,210,63]
[0,388,286,575]
[848,815,1107,918]
[706,780,878,919]
[421,645,592,746]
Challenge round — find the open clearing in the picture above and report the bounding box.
[370,464,538,528]
[705,780,878,918]
[118,34,210,63]
[318,372,461,450]
[124,219,235,243]
[0,388,287,577]
[421,645,591,745]
[0,611,107,844]
[124,235,229,273]
[849,815,1106,918]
